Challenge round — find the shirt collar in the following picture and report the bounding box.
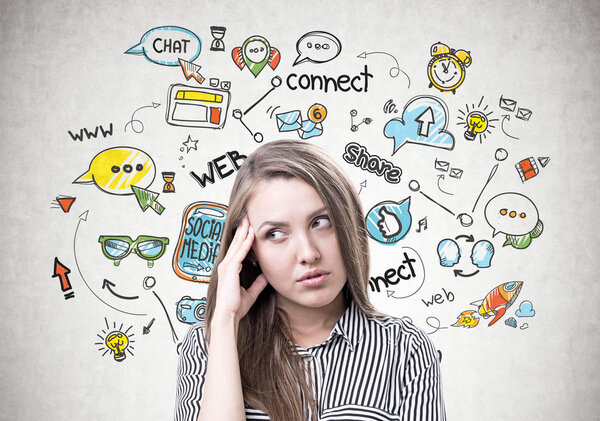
[330,299,367,352]
[292,299,368,353]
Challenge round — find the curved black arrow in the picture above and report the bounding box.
[455,234,475,242]
[453,269,480,278]
[102,279,139,300]
[501,115,519,140]
[437,175,453,196]
[73,210,146,316]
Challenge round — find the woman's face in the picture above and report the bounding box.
[246,177,347,313]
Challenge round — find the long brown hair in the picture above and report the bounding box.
[205,140,376,420]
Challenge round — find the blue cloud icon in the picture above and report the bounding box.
[505,317,517,328]
[515,300,536,317]
[383,96,455,154]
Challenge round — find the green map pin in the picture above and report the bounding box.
[242,35,271,77]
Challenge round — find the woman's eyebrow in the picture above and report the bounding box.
[256,207,328,231]
[257,220,289,231]
[307,206,328,220]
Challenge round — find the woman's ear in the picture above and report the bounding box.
[247,249,258,266]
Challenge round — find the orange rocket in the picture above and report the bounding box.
[471,281,523,326]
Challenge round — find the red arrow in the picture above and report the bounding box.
[52,257,72,291]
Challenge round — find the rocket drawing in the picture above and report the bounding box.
[471,281,523,327]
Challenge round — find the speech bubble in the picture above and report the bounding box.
[293,31,342,66]
[484,192,539,237]
[125,26,201,66]
[383,96,454,154]
[365,197,412,244]
[73,147,156,195]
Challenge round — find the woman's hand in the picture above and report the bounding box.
[213,217,268,324]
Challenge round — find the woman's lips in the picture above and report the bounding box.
[299,273,329,287]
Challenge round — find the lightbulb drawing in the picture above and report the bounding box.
[457,96,497,143]
[95,318,135,362]
[465,112,488,140]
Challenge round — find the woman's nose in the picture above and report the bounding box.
[296,233,320,264]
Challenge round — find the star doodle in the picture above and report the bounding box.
[182,135,199,153]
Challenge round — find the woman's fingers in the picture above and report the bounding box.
[223,218,249,263]
[245,274,268,302]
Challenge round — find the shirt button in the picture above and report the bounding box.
[305,356,313,362]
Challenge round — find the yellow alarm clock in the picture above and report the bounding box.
[427,42,472,94]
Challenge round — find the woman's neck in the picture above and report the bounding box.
[278,292,347,348]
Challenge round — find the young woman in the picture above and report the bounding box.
[175,140,445,421]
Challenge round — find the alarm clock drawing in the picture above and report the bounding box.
[427,42,472,94]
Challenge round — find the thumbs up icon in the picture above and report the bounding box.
[377,206,402,238]
[366,197,412,245]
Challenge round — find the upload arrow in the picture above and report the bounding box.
[416,107,435,136]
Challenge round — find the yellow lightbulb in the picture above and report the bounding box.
[465,112,488,140]
[105,331,129,362]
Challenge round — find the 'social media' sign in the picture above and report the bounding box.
[173,202,227,283]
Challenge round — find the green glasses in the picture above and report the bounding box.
[98,235,169,267]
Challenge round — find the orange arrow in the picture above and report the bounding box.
[52,257,72,291]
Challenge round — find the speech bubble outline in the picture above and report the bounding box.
[73,146,156,195]
[293,31,342,66]
[125,26,201,66]
[484,192,539,237]
[365,197,412,244]
[383,95,455,154]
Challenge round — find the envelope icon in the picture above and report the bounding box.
[449,167,463,179]
[515,108,532,121]
[499,95,517,112]
[434,158,450,172]
[276,110,302,132]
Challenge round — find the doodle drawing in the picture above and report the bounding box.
[484,192,543,249]
[232,35,280,77]
[209,26,226,51]
[125,26,201,66]
[515,157,539,182]
[384,96,455,154]
[178,58,205,84]
[98,235,169,267]
[95,318,135,362]
[52,257,74,300]
[176,296,207,324]
[452,310,479,328]
[73,147,156,195]
[173,202,227,283]
[470,281,524,327]
[166,81,231,129]
[365,197,412,245]
[427,42,472,94]
[293,31,342,66]
[276,103,327,139]
[51,195,76,213]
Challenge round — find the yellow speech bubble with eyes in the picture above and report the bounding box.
[73,147,156,195]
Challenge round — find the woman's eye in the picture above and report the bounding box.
[266,230,285,240]
[312,216,331,228]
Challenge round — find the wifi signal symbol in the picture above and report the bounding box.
[383,99,398,114]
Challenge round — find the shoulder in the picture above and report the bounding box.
[364,313,438,362]
[180,322,209,357]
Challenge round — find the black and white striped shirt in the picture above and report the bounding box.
[175,300,446,420]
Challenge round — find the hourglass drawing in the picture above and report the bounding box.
[162,172,175,193]
[210,26,226,51]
